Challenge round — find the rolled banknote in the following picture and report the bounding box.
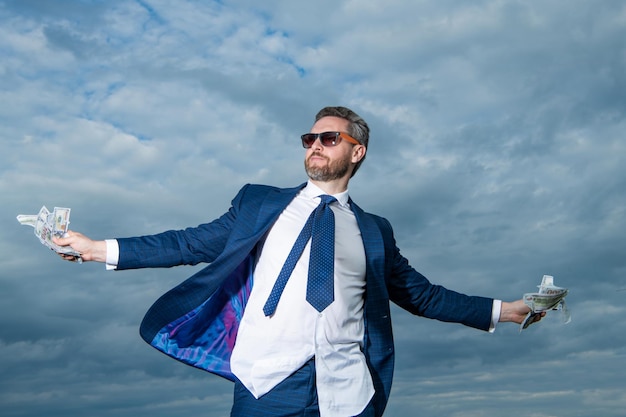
[520,275,570,331]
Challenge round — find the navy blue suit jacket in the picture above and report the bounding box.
[117,183,493,417]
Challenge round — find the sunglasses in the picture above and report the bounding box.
[301,131,361,148]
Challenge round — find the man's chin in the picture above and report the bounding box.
[306,167,328,181]
[305,159,350,182]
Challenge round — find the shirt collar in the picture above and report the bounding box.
[303,180,350,207]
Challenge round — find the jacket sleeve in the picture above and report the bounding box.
[116,184,250,270]
[379,217,493,331]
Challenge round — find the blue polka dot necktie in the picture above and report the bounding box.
[263,195,336,316]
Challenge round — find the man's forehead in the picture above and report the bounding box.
[311,116,349,132]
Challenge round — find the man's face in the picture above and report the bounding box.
[304,116,359,182]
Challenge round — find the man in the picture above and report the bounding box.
[55,106,539,417]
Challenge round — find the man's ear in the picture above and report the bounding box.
[351,145,366,163]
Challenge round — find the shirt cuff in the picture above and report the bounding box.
[489,299,502,333]
[105,239,119,270]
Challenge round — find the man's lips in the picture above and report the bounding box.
[308,153,328,163]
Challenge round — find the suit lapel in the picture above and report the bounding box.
[254,183,306,233]
[350,200,385,286]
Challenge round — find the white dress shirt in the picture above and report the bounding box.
[230,182,374,417]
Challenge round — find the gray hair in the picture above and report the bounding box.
[315,106,369,176]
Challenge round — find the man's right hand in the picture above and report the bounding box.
[53,231,107,263]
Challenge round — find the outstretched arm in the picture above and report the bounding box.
[53,231,107,263]
[499,299,545,325]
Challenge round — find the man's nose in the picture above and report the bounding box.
[311,137,324,150]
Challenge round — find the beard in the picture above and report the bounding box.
[305,151,352,182]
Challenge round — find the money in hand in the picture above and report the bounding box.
[17,206,82,262]
[520,275,570,331]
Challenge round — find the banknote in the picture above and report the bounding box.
[17,206,82,262]
[52,207,71,235]
[520,275,570,331]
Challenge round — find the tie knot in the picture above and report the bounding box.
[318,195,336,206]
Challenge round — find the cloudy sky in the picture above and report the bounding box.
[2,0,625,416]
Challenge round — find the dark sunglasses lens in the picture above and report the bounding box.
[301,134,316,148]
[320,132,339,146]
